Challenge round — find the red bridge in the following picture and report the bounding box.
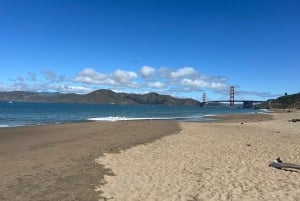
[201,86,265,108]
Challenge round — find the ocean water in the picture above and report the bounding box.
[0,101,264,127]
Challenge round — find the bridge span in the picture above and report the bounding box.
[201,100,265,108]
[201,86,265,108]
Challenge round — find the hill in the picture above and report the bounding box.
[256,92,300,109]
[0,89,201,106]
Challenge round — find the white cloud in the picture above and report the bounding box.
[0,65,280,101]
[156,66,227,92]
[111,69,138,85]
[73,68,108,84]
[147,81,165,89]
[170,67,197,79]
[158,67,172,78]
[141,66,155,78]
[57,85,93,94]
[73,68,139,87]
[210,82,226,89]
[181,78,226,90]
[181,78,207,88]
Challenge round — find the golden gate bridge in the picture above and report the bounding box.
[201,86,265,108]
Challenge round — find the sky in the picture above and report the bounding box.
[0,0,299,101]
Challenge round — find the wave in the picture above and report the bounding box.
[258,109,273,113]
[87,116,205,122]
[0,122,51,128]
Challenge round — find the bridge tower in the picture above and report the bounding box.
[202,93,206,103]
[230,86,234,107]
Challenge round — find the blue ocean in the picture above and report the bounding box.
[0,102,264,127]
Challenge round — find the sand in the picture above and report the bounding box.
[1,112,299,201]
[96,111,300,201]
[0,121,180,201]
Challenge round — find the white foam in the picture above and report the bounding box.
[203,114,217,117]
[0,123,44,128]
[86,116,199,122]
[87,116,159,122]
[258,109,273,113]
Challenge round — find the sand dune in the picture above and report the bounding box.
[96,112,300,201]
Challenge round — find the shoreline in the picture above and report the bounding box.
[0,109,274,128]
[204,113,274,123]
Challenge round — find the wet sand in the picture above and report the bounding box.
[97,111,300,201]
[206,113,273,122]
[0,121,180,201]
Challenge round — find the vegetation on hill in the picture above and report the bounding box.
[256,92,300,109]
[0,89,201,106]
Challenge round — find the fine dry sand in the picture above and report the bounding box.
[96,112,300,201]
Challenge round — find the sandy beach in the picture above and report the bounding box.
[0,111,299,201]
[96,111,300,201]
[0,121,180,201]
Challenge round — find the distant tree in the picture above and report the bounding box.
[284,92,290,112]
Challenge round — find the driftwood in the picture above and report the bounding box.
[288,118,300,122]
[269,158,300,170]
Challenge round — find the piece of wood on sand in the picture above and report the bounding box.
[269,158,300,170]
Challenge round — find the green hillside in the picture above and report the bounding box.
[257,92,300,109]
[0,89,201,106]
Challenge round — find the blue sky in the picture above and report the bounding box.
[0,0,299,101]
